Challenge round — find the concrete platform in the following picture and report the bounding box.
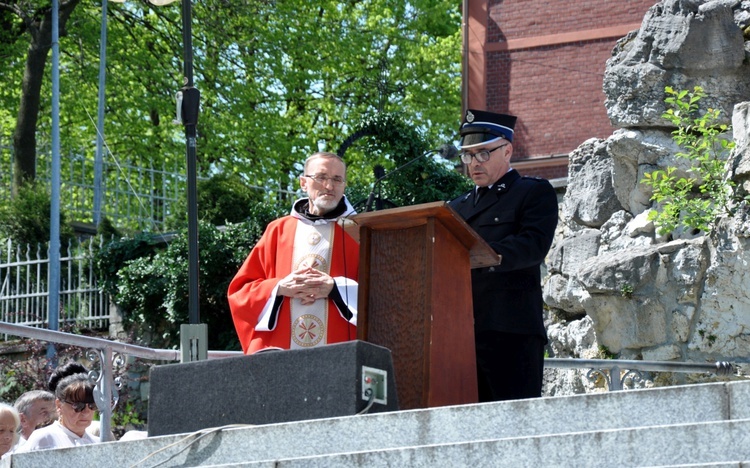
[2,380,749,468]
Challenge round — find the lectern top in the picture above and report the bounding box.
[350,201,501,268]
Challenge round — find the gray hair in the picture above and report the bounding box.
[303,152,346,173]
[14,390,55,416]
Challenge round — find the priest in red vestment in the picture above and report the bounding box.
[228,152,359,354]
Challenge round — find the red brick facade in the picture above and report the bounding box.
[464,0,656,179]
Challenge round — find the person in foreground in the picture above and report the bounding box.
[15,373,100,451]
[228,152,360,354]
[448,109,559,402]
[0,403,21,458]
[14,390,56,444]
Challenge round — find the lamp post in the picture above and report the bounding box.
[177,0,206,361]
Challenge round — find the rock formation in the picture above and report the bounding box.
[543,0,750,395]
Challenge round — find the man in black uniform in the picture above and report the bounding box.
[448,109,558,402]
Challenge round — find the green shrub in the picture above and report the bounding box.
[642,86,736,236]
[0,181,75,247]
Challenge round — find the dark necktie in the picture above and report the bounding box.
[474,186,489,206]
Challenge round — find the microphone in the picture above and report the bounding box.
[437,143,459,160]
[364,165,386,213]
[364,144,457,212]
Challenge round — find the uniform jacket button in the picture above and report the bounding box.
[488,266,495,272]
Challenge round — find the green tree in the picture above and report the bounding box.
[0,0,83,191]
[0,180,75,247]
[1,0,462,226]
[164,172,266,230]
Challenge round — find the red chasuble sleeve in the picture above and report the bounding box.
[227,216,359,354]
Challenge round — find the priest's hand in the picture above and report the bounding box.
[277,266,335,305]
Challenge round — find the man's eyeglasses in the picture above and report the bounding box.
[304,174,346,186]
[63,400,97,413]
[459,143,509,164]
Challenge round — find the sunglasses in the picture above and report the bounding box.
[63,400,97,413]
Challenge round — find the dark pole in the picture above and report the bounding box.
[180,0,200,325]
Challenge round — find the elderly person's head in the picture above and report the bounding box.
[14,390,55,440]
[54,373,97,438]
[300,152,348,216]
[0,403,20,457]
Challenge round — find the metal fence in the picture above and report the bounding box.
[0,321,243,442]
[0,138,186,231]
[0,236,109,335]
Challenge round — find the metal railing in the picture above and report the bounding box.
[0,139,188,232]
[545,357,736,391]
[0,237,109,334]
[0,321,739,442]
[0,321,241,442]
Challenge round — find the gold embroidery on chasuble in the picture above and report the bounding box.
[290,222,334,349]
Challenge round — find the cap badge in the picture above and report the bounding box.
[466,111,475,123]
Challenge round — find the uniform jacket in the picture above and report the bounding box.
[448,169,558,338]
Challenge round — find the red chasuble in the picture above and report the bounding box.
[228,215,359,354]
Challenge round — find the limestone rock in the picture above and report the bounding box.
[604,0,750,128]
[563,139,623,228]
[544,0,750,396]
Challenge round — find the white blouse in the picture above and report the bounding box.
[14,420,99,452]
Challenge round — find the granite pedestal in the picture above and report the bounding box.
[147,340,398,436]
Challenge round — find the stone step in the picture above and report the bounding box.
[3,380,749,468]
[217,418,750,468]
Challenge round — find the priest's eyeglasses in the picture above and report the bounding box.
[459,143,509,164]
[304,174,346,186]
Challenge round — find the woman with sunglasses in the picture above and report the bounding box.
[15,373,100,452]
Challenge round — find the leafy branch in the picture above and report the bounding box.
[641,86,736,235]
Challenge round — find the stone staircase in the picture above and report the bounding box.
[3,380,749,468]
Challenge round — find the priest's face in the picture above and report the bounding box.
[300,155,347,215]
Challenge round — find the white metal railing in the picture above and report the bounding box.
[0,138,299,232]
[0,237,109,335]
[0,139,187,232]
[0,321,242,443]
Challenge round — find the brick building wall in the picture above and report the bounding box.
[465,0,656,179]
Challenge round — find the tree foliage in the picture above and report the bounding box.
[0,0,463,221]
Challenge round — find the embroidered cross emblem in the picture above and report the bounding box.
[297,320,318,341]
[292,314,325,347]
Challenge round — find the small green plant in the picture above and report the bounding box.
[112,401,145,429]
[620,284,634,298]
[598,345,616,360]
[641,86,736,236]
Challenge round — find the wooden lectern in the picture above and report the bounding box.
[351,201,500,410]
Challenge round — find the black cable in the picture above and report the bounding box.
[357,388,376,415]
